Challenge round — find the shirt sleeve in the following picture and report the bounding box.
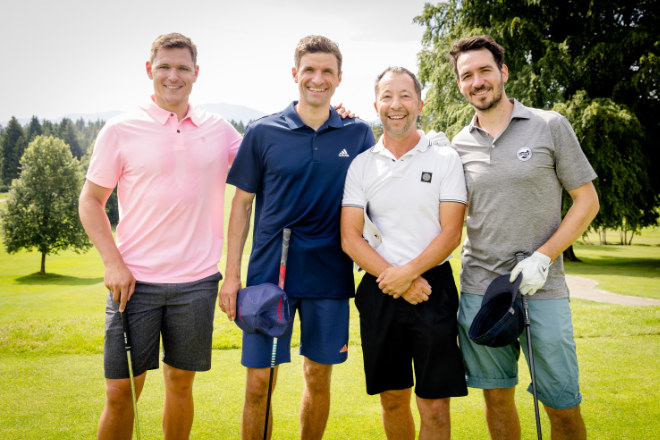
[342,153,367,209]
[86,122,122,189]
[224,120,244,166]
[552,114,597,191]
[226,123,263,194]
[438,147,468,204]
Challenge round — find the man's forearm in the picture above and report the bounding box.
[537,182,599,261]
[223,192,254,282]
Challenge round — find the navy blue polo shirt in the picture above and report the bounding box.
[227,101,375,299]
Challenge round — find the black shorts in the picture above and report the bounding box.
[355,262,467,399]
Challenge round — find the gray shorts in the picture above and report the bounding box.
[104,272,222,379]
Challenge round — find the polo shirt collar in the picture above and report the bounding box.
[371,133,430,159]
[282,101,344,130]
[145,96,201,127]
[467,98,530,133]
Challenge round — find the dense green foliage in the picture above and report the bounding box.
[1,117,27,186]
[1,136,91,273]
[415,0,659,236]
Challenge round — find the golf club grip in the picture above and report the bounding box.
[121,311,131,351]
[278,228,291,290]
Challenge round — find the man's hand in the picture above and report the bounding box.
[399,277,432,305]
[377,265,418,298]
[218,278,242,321]
[105,261,136,313]
[333,102,356,119]
[426,129,451,147]
[510,251,551,295]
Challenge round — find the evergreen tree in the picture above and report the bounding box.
[1,135,91,274]
[25,116,42,143]
[58,118,83,159]
[1,117,27,185]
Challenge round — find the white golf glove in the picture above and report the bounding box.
[510,252,551,296]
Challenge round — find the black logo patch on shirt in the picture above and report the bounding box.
[421,172,432,183]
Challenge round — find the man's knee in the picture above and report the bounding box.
[302,359,332,393]
[484,387,518,413]
[380,389,411,413]
[163,365,195,395]
[245,367,275,401]
[105,378,142,410]
[545,404,583,424]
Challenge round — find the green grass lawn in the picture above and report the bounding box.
[1,197,659,438]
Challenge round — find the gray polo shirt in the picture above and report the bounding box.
[452,99,597,299]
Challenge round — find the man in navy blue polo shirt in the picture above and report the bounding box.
[219,35,374,439]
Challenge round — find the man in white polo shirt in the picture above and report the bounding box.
[341,66,468,439]
[79,33,243,439]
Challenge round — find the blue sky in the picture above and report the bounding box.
[0,0,431,123]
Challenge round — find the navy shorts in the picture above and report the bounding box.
[241,297,349,368]
[104,272,222,379]
[355,263,468,399]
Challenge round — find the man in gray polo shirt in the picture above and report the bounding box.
[447,35,599,440]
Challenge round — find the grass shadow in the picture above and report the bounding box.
[15,273,103,286]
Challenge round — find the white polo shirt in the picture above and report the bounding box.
[342,133,467,267]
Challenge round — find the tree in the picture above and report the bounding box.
[415,0,659,245]
[2,135,91,274]
[25,116,42,143]
[58,118,83,159]
[554,92,654,242]
[1,117,27,185]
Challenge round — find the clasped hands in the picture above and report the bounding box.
[377,265,431,305]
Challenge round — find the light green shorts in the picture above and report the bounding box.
[458,293,582,409]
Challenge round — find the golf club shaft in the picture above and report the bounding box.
[264,228,291,440]
[121,311,141,440]
[523,298,542,440]
[516,252,542,440]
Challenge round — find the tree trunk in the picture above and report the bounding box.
[40,252,46,274]
[563,245,581,262]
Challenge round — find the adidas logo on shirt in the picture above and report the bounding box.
[338,149,350,158]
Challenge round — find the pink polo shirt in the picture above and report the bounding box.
[87,97,243,282]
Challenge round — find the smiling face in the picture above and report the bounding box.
[374,71,423,138]
[146,47,199,117]
[292,52,342,110]
[456,48,508,112]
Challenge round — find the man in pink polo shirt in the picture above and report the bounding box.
[79,33,243,439]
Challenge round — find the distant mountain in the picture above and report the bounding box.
[199,103,266,123]
[2,102,266,127]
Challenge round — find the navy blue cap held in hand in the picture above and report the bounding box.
[468,273,524,347]
[236,283,292,338]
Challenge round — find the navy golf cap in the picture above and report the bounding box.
[468,273,524,347]
[236,283,292,338]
